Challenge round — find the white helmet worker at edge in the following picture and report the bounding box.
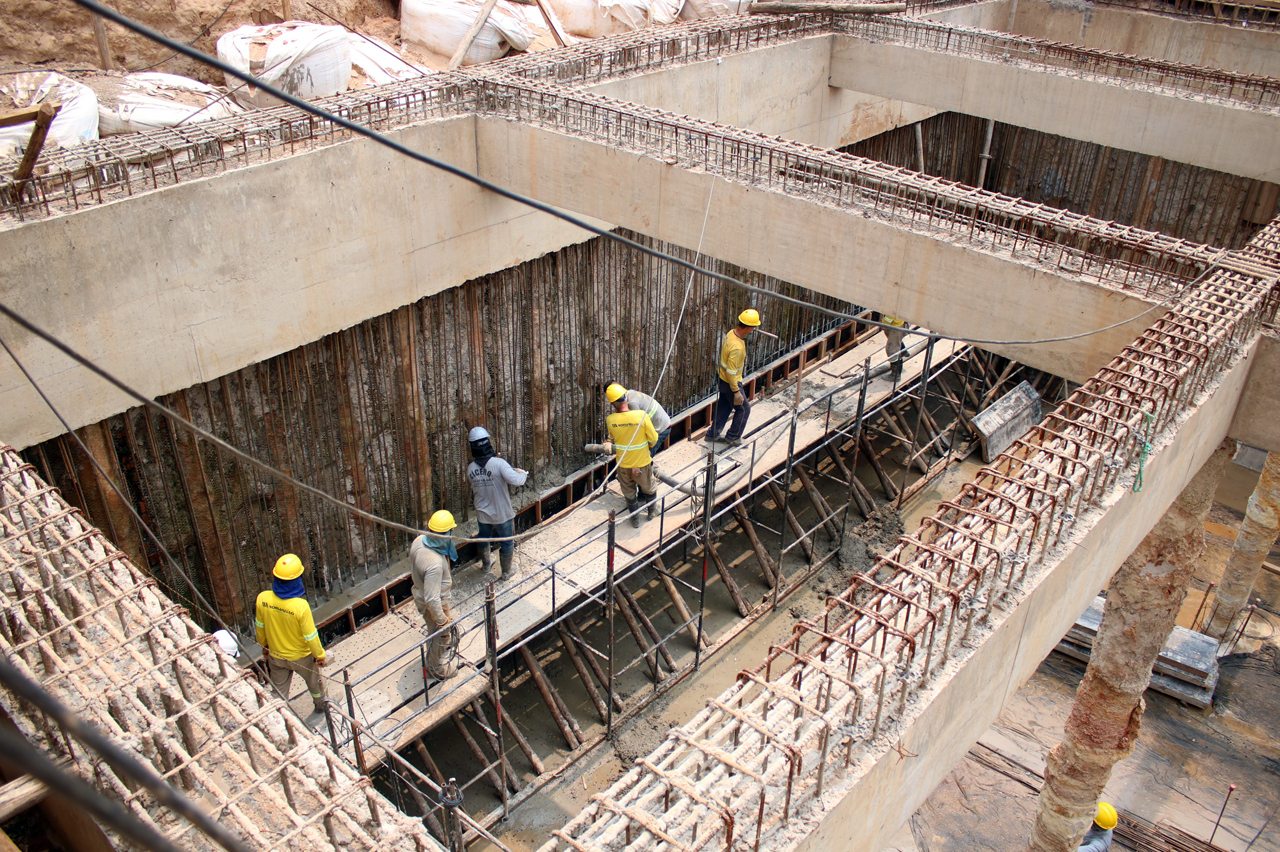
[466,425,528,580]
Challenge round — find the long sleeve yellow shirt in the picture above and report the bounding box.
[255,591,326,661]
[607,409,658,468]
[717,330,747,391]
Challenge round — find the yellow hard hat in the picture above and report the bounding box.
[738,308,761,327]
[1095,802,1118,831]
[606,383,627,404]
[273,553,304,580]
[428,510,457,533]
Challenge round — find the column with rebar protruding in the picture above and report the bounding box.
[1027,438,1234,852]
[1206,450,1280,640]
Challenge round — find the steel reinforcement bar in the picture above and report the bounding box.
[830,15,1280,111]
[0,447,445,852]
[474,81,1220,298]
[537,221,1280,852]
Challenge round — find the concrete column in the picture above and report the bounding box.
[1205,450,1280,639]
[1027,438,1235,852]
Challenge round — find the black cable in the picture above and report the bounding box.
[0,653,253,852]
[129,0,241,73]
[67,0,1201,350]
[0,721,191,852]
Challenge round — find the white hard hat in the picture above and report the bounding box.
[212,630,239,657]
[468,426,490,442]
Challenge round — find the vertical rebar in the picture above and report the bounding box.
[1209,784,1237,846]
[695,452,718,670]
[484,581,508,820]
[774,412,800,611]
[344,669,368,776]
[839,359,872,542]
[606,511,616,736]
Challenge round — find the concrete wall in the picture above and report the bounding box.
[1008,0,1280,77]
[829,37,1280,182]
[795,341,1256,852]
[588,37,937,149]
[0,115,606,449]
[1229,330,1280,453]
[476,118,1163,384]
[921,0,1013,29]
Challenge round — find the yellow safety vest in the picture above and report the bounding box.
[255,591,326,661]
[717,330,746,391]
[607,409,658,469]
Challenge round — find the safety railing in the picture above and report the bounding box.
[473,80,1220,299]
[832,15,1280,111]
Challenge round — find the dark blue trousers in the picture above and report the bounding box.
[711,378,750,440]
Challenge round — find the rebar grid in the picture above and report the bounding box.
[474,80,1219,298]
[1089,0,1280,32]
[537,221,1280,852]
[0,449,444,852]
[831,15,1280,110]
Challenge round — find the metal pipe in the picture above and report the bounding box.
[606,511,616,735]
[774,412,801,611]
[484,582,509,819]
[976,118,995,188]
[695,453,717,669]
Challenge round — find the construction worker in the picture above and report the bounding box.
[411,510,461,680]
[709,308,760,447]
[467,426,527,580]
[883,315,908,382]
[1079,802,1117,851]
[603,391,660,528]
[606,383,671,450]
[255,554,327,717]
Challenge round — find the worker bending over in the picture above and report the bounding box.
[603,392,660,528]
[255,554,327,718]
[709,309,761,447]
[411,511,461,680]
[883,315,907,382]
[467,426,527,580]
[606,383,671,450]
[1079,802,1117,851]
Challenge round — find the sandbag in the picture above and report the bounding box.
[401,0,535,65]
[349,37,428,86]
[545,0,654,37]
[678,0,729,19]
[216,23,351,108]
[0,72,99,160]
[96,73,242,135]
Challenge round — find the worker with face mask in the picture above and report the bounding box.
[466,426,528,579]
[602,389,660,528]
[709,309,761,447]
[411,511,461,680]
[1079,802,1117,851]
[255,554,327,718]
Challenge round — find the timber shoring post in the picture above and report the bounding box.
[518,645,579,750]
[483,582,512,813]
[825,440,874,518]
[450,713,505,796]
[615,581,662,682]
[490,689,544,775]
[839,359,872,542]
[10,103,59,205]
[731,501,780,589]
[556,624,609,722]
[794,465,840,541]
[566,617,623,711]
[414,738,446,785]
[764,479,815,563]
[860,433,899,500]
[401,775,446,841]
[606,511,616,736]
[706,539,754,618]
[773,408,801,613]
[468,699,518,794]
[344,669,368,776]
[900,339,936,508]
[695,454,717,669]
[653,555,706,648]
[619,581,678,674]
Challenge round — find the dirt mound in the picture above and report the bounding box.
[1,0,394,85]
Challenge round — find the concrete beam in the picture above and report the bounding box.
[0,115,605,449]
[829,37,1280,183]
[475,118,1163,384]
[796,338,1257,852]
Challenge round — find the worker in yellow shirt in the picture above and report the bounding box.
[709,308,761,447]
[603,391,660,528]
[255,554,327,717]
[883,315,908,382]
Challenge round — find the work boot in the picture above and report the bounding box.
[645,492,658,520]
[478,544,493,573]
[499,550,514,578]
[626,498,642,528]
[724,436,743,448]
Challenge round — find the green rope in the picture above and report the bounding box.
[1133,412,1154,493]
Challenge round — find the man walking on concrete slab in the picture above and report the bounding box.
[607,383,672,451]
[255,554,328,718]
[709,308,761,447]
[466,426,527,580]
[604,392,660,528]
[412,511,461,680]
[883,315,908,382]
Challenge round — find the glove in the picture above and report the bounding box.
[315,655,328,667]
[733,390,744,405]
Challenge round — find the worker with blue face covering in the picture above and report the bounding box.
[411,510,461,680]
[255,554,327,717]
[466,426,527,580]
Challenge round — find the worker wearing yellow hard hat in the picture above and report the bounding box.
[606,382,672,450]
[708,308,761,447]
[603,383,661,528]
[411,509,461,680]
[255,553,328,718]
[1078,801,1118,851]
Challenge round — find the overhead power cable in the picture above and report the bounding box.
[65,0,1215,350]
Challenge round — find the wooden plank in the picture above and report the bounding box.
[1069,596,1218,685]
[0,106,49,130]
[531,0,571,46]
[1054,641,1215,710]
[448,0,501,70]
[0,775,48,822]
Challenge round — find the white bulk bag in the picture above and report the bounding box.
[217,23,351,108]
[349,37,428,86]
[401,0,535,65]
[0,72,99,159]
[545,0,653,38]
[97,72,242,135]
[650,0,684,25]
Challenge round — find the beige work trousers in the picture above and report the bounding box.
[616,463,656,502]
[418,604,460,679]
[266,654,325,712]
